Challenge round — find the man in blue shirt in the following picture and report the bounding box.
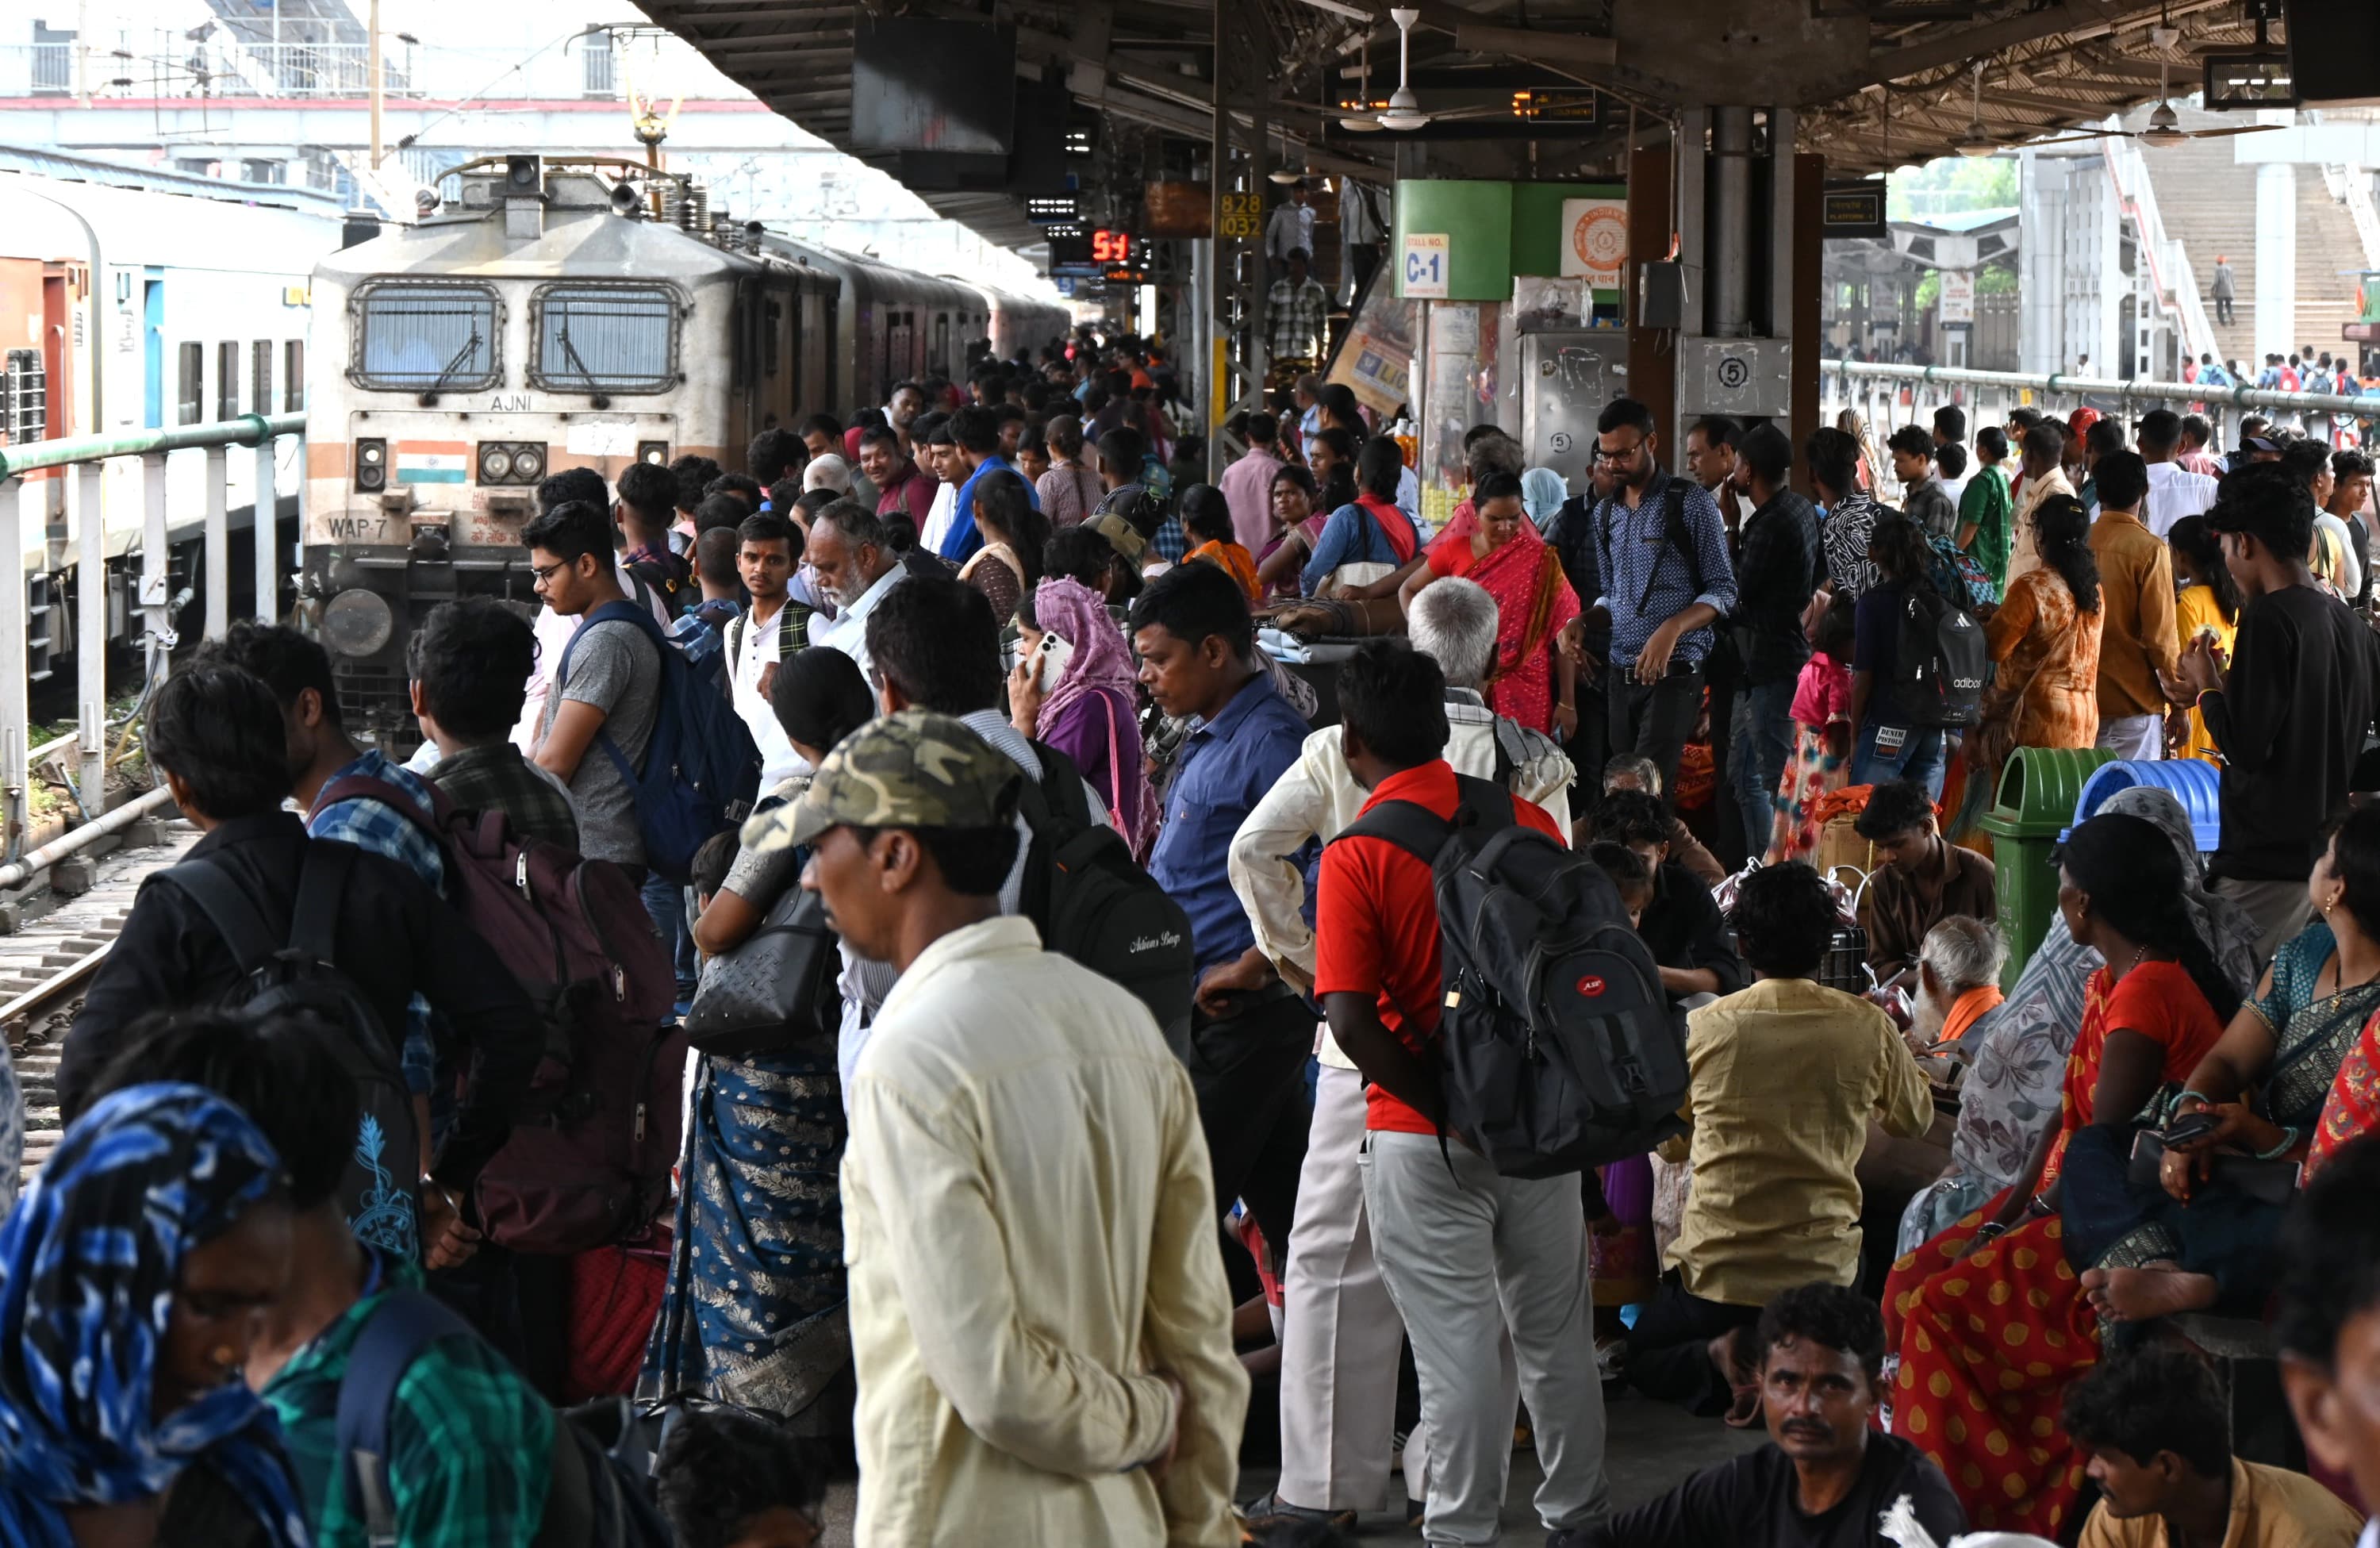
[935,404,1040,565]
[1587,397,1740,801]
[1134,561,1315,1254]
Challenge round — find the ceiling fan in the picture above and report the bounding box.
[2024,25,2282,149]
[1375,9,1432,132]
[1952,61,1994,158]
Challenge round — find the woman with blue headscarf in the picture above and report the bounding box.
[0,1083,307,1547]
[1521,466,1569,532]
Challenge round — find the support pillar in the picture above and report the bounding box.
[2254,160,2295,366]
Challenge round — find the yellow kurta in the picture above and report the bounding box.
[2174,582,2239,766]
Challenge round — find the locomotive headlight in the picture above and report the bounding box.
[479,445,515,482]
[322,587,396,658]
[355,438,386,493]
[511,444,545,481]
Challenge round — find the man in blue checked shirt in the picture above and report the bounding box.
[1585,398,1740,801]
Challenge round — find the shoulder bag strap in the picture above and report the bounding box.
[290,841,359,965]
[1335,798,1457,864]
[336,1289,482,1548]
[1099,688,1127,830]
[158,856,281,974]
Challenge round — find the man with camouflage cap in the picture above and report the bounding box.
[774,709,1248,1545]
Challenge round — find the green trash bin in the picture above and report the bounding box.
[1975,746,2117,994]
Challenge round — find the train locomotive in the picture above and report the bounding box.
[301,153,1068,747]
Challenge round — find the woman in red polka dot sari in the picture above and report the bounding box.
[1880,812,2240,1535]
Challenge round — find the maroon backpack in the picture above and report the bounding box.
[317,774,686,1254]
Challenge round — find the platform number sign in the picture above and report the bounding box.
[1403,232,1450,298]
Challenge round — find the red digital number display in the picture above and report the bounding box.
[1092,229,1134,265]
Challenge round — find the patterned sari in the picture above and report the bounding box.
[2065,921,2380,1300]
[1425,522,1581,735]
[641,1050,851,1427]
[1971,567,2102,789]
[2311,1002,2380,1178]
[1884,962,2224,1537]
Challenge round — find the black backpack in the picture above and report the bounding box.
[1886,584,1987,728]
[1333,775,1688,1178]
[1018,741,1196,1062]
[159,843,426,1261]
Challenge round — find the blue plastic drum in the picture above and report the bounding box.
[2063,759,2223,851]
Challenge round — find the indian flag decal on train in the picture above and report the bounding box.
[394,441,470,485]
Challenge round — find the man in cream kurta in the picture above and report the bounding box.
[771,708,1246,1546]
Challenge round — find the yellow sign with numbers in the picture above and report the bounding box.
[1219,191,1264,241]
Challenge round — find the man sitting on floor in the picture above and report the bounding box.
[1589,1283,1965,1546]
[1855,779,1996,988]
[1620,862,1931,1417]
[2066,1347,2363,1548]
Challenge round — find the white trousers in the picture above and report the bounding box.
[1275,1065,1446,1510]
[1363,1130,1610,1546]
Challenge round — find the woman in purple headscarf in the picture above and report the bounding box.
[1006,576,1157,859]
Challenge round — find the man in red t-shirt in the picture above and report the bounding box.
[1313,641,1610,1544]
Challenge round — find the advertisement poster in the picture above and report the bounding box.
[1557,198,1628,284]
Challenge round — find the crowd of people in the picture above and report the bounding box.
[2,334,2379,1548]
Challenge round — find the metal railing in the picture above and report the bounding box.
[0,413,304,886]
[2330,164,2380,274]
[1821,360,2378,461]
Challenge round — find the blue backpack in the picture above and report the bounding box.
[336,1289,672,1548]
[557,600,760,884]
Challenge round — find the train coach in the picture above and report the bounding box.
[301,154,1067,747]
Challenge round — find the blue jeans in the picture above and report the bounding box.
[639,872,699,1001]
[1851,720,1945,801]
[1727,681,1796,861]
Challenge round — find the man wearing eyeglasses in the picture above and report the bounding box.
[1584,398,1740,801]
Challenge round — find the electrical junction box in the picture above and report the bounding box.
[1681,336,1792,420]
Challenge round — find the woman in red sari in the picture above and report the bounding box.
[1882,811,2240,1537]
[1397,470,1581,738]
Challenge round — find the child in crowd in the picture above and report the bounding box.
[1582,838,1661,1362]
[689,828,740,924]
[654,1404,826,1548]
[1180,482,1263,601]
[1587,839,1656,928]
[1769,594,1857,863]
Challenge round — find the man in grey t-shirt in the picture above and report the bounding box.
[524,498,662,872]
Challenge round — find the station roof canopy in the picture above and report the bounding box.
[634,0,2290,256]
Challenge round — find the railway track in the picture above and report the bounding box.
[2,816,200,1183]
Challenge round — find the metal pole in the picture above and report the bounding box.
[0,479,25,862]
[1710,106,1753,340]
[75,462,103,809]
[203,444,228,640]
[140,450,169,663]
[254,432,278,621]
[368,0,384,170]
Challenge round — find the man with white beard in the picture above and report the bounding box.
[1904,915,2006,1077]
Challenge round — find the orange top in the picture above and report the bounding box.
[1937,984,2004,1043]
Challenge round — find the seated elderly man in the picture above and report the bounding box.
[1906,915,2006,1074]
[1853,916,2000,1291]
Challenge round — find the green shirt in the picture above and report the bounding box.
[263,1254,553,1548]
[1959,463,2013,588]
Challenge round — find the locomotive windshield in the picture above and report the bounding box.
[351,281,501,393]
[529,282,679,394]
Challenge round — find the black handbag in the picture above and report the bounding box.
[684,883,843,1058]
[2127,1129,2301,1208]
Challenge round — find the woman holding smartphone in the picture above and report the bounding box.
[1008,576,1155,859]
